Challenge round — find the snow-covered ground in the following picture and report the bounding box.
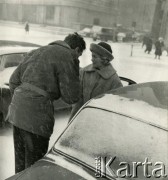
[0,23,168,180]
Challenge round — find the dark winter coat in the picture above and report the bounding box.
[145,38,153,52]
[155,40,164,56]
[9,41,80,138]
[70,63,123,119]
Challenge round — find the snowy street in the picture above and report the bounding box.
[0,22,168,83]
[0,22,168,180]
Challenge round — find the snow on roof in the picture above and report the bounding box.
[0,46,38,55]
[86,82,168,130]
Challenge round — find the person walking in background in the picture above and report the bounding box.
[69,42,123,121]
[144,36,153,54]
[8,33,86,173]
[25,22,29,34]
[155,37,164,59]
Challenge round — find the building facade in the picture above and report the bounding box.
[0,0,157,33]
[151,0,168,46]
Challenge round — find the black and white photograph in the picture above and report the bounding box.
[0,0,168,179]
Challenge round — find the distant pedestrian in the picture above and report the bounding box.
[145,36,153,54]
[155,37,164,59]
[25,22,29,34]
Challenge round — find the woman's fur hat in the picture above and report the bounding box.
[90,42,114,61]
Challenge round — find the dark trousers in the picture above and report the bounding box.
[13,126,49,173]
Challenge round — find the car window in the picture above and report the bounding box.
[0,53,25,71]
[54,108,168,179]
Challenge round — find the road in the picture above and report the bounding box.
[0,23,168,180]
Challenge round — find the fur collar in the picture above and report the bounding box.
[83,64,116,79]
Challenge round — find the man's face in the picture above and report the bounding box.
[91,52,104,69]
[75,47,83,59]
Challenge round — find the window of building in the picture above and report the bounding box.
[46,6,55,20]
[93,18,100,25]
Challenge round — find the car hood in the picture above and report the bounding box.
[6,152,97,180]
[0,67,16,87]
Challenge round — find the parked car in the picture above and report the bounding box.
[98,27,118,42]
[78,27,92,37]
[91,26,118,42]
[6,81,168,180]
[90,25,102,41]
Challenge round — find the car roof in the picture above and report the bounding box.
[0,46,38,55]
[86,81,168,130]
[0,40,41,47]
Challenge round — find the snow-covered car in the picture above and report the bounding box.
[6,81,168,180]
[117,32,126,42]
[90,26,118,42]
[78,27,92,37]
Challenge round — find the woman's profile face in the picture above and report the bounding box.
[91,52,104,69]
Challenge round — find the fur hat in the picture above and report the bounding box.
[90,42,114,61]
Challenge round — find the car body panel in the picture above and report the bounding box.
[6,153,97,180]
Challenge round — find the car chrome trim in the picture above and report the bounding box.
[43,152,98,180]
[119,76,136,85]
[46,149,117,180]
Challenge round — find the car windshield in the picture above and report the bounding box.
[54,107,168,179]
[0,53,24,71]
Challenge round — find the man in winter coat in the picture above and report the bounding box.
[69,42,123,120]
[9,33,86,173]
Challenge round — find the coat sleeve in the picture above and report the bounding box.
[69,68,84,122]
[111,74,123,90]
[57,56,81,105]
